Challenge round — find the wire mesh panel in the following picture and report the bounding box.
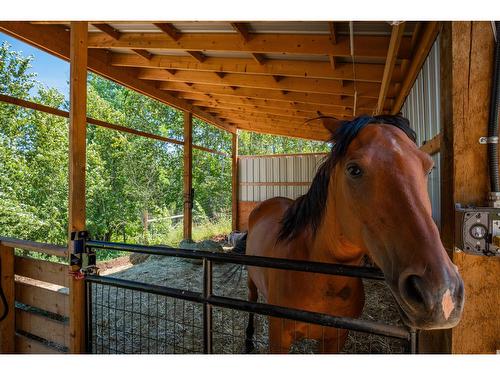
[87,258,412,354]
[89,283,204,353]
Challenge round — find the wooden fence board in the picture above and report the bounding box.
[15,308,68,348]
[15,281,69,317]
[15,333,62,354]
[14,256,69,287]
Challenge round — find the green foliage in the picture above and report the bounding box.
[238,130,330,155]
[0,42,328,260]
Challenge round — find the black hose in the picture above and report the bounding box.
[488,21,500,193]
[0,258,9,322]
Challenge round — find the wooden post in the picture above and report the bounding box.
[440,21,500,354]
[183,111,193,240]
[68,21,88,354]
[0,244,15,353]
[232,132,239,231]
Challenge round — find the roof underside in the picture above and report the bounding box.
[0,21,439,141]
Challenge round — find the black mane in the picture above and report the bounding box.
[277,115,416,243]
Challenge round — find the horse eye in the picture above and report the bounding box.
[346,164,363,178]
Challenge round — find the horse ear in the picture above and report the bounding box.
[320,117,342,134]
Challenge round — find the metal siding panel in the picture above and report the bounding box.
[402,37,441,224]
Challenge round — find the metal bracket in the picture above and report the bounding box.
[479,136,499,144]
[69,231,97,276]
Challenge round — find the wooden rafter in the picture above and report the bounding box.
[153,22,181,41]
[110,53,395,82]
[174,91,384,113]
[251,53,266,65]
[202,104,353,120]
[231,22,250,42]
[132,49,153,60]
[376,22,405,114]
[157,81,377,108]
[92,23,121,40]
[187,50,206,63]
[328,22,337,44]
[391,22,440,114]
[0,22,235,134]
[136,68,387,97]
[191,99,353,118]
[87,32,413,58]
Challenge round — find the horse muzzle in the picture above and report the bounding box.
[394,266,465,330]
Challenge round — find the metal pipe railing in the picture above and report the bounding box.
[86,240,385,280]
[84,239,416,353]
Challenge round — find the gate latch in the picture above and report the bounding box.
[70,231,98,276]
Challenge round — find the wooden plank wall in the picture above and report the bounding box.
[11,254,69,353]
[0,245,15,352]
[441,21,500,354]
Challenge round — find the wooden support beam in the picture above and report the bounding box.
[132,49,153,60]
[187,50,206,63]
[68,21,87,354]
[251,53,266,65]
[439,21,500,354]
[0,22,235,134]
[92,23,121,40]
[329,55,337,70]
[419,133,442,155]
[137,68,386,97]
[175,91,381,114]
[376,23,405,114]
[183,111,193,240]
[329,22,337,44]
[234,120,330,141]
[153,22,181,41]
[158,81,375,108]
[110,52,394,83]
[87,32,413,59]
[231,22,250,42]
[194,100,352,119]
[0,245,15,353]
[391,22,440,114]
[232,133,238,231]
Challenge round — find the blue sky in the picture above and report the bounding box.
[1,31,70,99]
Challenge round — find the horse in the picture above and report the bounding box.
[243,115,465,353]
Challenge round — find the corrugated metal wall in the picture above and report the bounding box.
[401,36,441,226]
[238,153,327,201]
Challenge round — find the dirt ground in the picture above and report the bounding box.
[89,246,408,354]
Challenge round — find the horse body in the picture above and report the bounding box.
[246,197,365,353]
[244,115,465,353]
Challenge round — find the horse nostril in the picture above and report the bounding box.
[401,274,427,308]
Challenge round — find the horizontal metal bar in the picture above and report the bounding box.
[85,274,409,341]
[208,295,410,341]
[86,240,384,280]
[85,274,204,304]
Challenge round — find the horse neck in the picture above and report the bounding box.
[310,172,364,265]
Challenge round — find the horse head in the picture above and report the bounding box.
[321,115,464,330]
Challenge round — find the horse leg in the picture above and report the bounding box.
[245,277,258,353]
[269,317,294,353]
[320,327,349,353]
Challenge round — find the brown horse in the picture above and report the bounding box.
[244,115,465,353]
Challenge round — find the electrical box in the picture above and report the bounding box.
[455,205,500,256]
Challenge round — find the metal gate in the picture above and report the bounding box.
[79,239,417,354]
